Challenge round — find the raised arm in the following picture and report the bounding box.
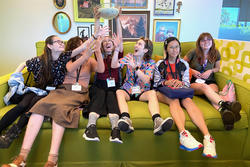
[111,33,122,68]
[92,37,105,73]
[115,7,123,52]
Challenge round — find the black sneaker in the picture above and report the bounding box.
[82,124,100,142]
[0,124,22,148]
[109,127,123,144]
[219,108,235,130]
[118,117,134,134]
[153,117,173,136]
[220,101,241,114]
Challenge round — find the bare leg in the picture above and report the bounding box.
[181,98,210,136]
[191,83,221,109]
[139,90,160,116]
[157,92,185,132]
[21,113,44,160]
[116,89,130,114]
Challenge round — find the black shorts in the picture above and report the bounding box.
[120,88,144,101]
[190,77,217,85]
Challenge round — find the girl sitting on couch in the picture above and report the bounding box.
[111,37,174,136]
[183,32,241,130]
[153,37,217,158]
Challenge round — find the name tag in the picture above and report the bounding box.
[72,83,82,91]
[106,78,116,87]
[46,86,56,91]
[195,78,205,84]
[131,85,141,94]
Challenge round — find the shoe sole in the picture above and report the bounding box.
[82,133,100,142]
[202,153,217,159]
[222,110,235,130]
[154,118,173,136]
[180,144,203,152]
[109,137,123,144]
[118,120,134,134]
[230,101,241,114]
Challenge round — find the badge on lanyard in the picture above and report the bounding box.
[46,86,56,91]
[106,77,116,87]
[131,85,141,94]
[195,78,205,83]
[72,82,82,91]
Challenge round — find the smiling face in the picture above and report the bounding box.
[102,36,114,54]
[50,36,65,52]
[134,39,148,57]
[167,40,180,60]
[199,36,213,51]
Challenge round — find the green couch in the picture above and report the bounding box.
[0,41,250,167]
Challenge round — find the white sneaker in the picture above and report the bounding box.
[203,135,217,158]
[179,130,203,151]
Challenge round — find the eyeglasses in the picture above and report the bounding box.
[169,46,180,49]
[200,38,212,42]
[53,40,64,45]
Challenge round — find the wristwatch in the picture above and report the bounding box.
[92,34,97,40]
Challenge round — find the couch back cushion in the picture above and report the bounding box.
[215,39,250,83]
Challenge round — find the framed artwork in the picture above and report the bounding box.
[77,26,90,39]
[109,11,150,41]
[90,24,103,36]
[53,0,66,9]
[154,0,175,15]
[152,19,181,42]
[111,0,147,8]
[73,0,104,22]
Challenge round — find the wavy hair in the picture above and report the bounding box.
[195,32,219,64]
[140,37,153,61]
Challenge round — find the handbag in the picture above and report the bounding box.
[157,86,194,99]
[219,80,236,102]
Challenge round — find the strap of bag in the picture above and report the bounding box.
[25,72,32,87]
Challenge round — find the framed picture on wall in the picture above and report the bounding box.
[109,11,150,41]
[73,0,104,22]
[111,0,147,9]
[154,0,175,15]
[77,26,90,39]
[53,0,66,9]
[152,19,181,42]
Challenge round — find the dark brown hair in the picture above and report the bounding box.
[163,36,181,61]
[65,36,87,62]
[37,35,57,89]
[195,32,219,64]
[140,37,153,61]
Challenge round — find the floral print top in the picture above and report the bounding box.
[26,51,72,88]
[119,57,155,94]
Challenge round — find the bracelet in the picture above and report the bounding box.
[92,35,97,40]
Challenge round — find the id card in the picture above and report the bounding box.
[106,78,116,87]
[46,86,56,91]
[195,78,205,84]
[131,85,141,94]
[72,83,82,91]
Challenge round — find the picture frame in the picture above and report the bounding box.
[90,24,103,36]
[54,0,66,9]
[111,0,147,9]
[73,0,104,22]
[152,19,181,42]
[154,0,175,15]
[77,26,90,39]
[109,11,150,41]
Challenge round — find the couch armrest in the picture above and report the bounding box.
[0,69,29,108]
[215,72,250,116]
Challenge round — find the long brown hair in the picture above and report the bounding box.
[37,35,57,88]
[140,37,153,61]
[195,32,219,65]
[65,36,86,62]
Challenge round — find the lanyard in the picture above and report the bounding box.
[76,65,82,83]
[201,59,208,73]
[106,56,112,78]
[166,60,177,80]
